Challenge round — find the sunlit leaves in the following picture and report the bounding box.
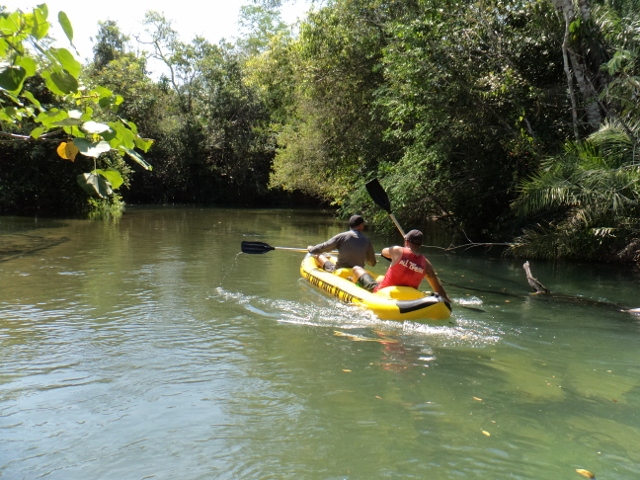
[58,11,73,44]
[40,69,79,95]
[104,120,135,149]
[72,138,112,158]
[54,48,82,78]
[31,4,49,39]
[56,141,80,161]
[133,135,154,152]
[93,168,124,189]
[82,121,110,135]
[29,126,46,138]
[0,3,153,198]
[120,147,153,171]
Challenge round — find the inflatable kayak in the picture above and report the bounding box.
[300,254,451,321]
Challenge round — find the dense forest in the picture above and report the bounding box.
[1,0,639,266]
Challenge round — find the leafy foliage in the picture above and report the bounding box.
[509,123,640,263]
[269,0,400,204]
[0,4,153,212]
[92,20,131,70]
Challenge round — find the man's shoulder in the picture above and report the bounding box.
[348,229,368,239]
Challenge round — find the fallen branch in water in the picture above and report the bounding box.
[523,261,551,294]
[421,230,511,252]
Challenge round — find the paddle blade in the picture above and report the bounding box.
[365,178,392,213]
[241,241,275,254]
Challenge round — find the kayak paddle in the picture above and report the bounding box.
[365,178,406,237]
[241,241,309,254]
[241,241,382,257]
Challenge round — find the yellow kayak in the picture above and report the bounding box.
[300,254,452,321]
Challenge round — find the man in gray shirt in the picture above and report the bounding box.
[308,215,377,272]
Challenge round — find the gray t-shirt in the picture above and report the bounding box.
[309,230,376,268]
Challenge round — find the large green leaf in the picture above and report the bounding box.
[77,173,113,198]
[54,48,82,78]
[54,118,83,126]
[73,138,112,158]
[53,108,85,127]
[0,14,21,37]
[30,126,47,139]
[82,121,110,134]
[35,108,68,128]
[21,91,42,110]
[94,168,124,189]
[98,93,123,111]
[134,135,154,153]
[0,66,26,94]
[16,56,37,77]
[31,5,49,40]
[41,70,78,95]
[106,121,135,149]
[58,11,74,44]
[50,70,79,94]
[120,147,153,171]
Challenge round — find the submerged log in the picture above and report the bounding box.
[523,261,551,294]
[0,234,69,262]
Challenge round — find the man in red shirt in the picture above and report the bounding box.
[352,229,451,303]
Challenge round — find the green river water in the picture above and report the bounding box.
[1,206,639,479]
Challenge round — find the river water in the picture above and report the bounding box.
[1,206,639,479]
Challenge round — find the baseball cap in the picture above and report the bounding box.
[349,215,365,228]
[404,229,423,246]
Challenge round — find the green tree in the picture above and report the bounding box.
[0,4,153,203]
[509,124,640,264]
[238,4,289,56]
[370,0,572,235]
[269,0,400,204]
[508,0,640,265]
[92,20,130,70]
[129,11,277,204]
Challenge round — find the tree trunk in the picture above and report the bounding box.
[551,0,602,134]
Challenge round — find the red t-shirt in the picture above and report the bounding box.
[374,248,427,292]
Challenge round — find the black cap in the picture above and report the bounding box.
[404,229,423,246]
[349,215,365,228]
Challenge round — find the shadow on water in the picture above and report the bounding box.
[0,233,69,262]
[0,216,75,262]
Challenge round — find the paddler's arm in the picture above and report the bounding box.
[423,260,451,303]
[308,234,341,254]
[381,246,402,265]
